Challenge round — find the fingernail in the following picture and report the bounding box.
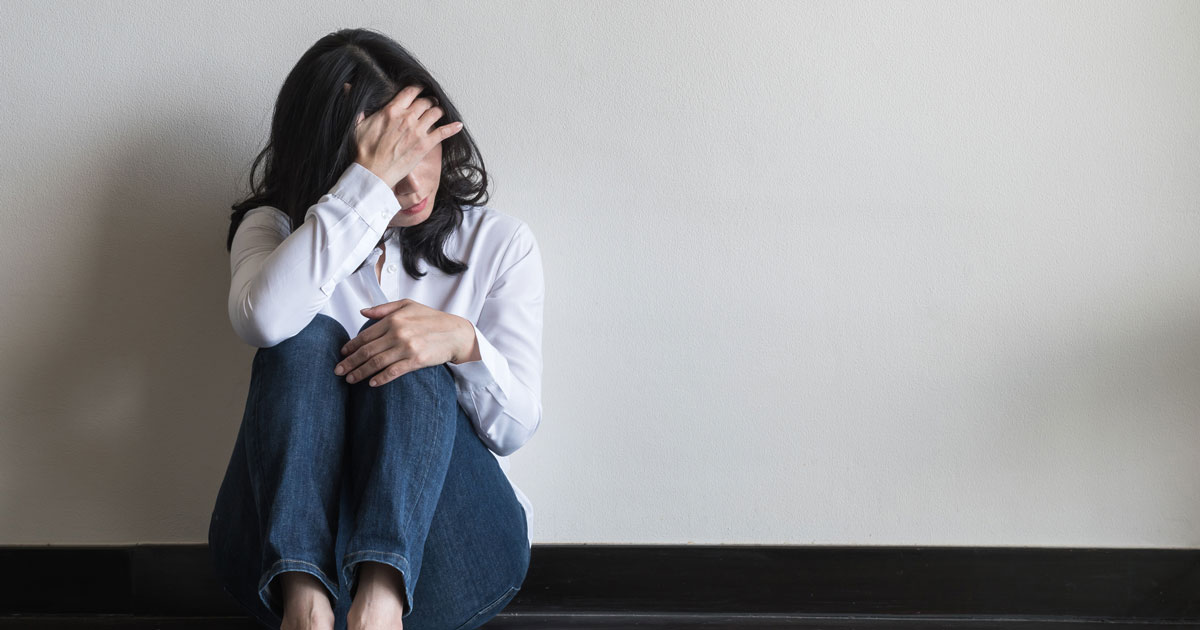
[335,366,344,375]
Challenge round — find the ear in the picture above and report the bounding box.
[343,82,352,95]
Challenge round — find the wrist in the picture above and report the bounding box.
[452,315,482,364]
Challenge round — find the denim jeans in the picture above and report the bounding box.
[208,313,530,630]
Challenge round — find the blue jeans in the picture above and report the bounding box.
[208,313,530,630]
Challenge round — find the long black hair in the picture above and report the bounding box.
[226,27,489,281]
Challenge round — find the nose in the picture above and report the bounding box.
[394,170,421,194]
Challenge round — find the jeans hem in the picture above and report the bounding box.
[257,558,340,623]
[342,550,416,618]
[453,585,522,630]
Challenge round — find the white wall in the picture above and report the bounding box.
[1,0,1198,546]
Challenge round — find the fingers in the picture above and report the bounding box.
[358,85,448,133]
[415,103,444,133]
[337,342,398,385]
[339,348,420,387]
[341,324,378,357]
[439,120,465,139]
[385,84,425,117]
[357,85,422,129]
[362,357,421,387]
[337,327,381,371]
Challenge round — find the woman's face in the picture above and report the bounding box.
[387,141,442,228]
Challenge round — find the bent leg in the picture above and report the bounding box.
[331,317,529,629]
[209,417,276,628]
[338,318,462,618]
[209,313,352,628]
[400,392,530,630]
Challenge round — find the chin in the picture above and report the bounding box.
[391,215,425,227]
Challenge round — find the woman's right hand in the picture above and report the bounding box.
[353,84,464,189]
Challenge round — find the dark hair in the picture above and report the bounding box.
[226,27,489,281]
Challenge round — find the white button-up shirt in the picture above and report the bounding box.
[227,162,543,546]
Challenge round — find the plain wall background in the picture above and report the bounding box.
[1,0,1198,546]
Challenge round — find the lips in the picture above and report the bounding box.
[401,196,428,214]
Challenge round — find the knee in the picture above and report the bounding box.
[368,363,457,405]
[394,363,456,391]
[258,313,348,360]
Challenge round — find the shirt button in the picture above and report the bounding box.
[386,263,398,273]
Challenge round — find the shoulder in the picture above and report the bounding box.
[459,204,530,236]
[459,207,543,294]
[457,205,536,251]
[239,205,292,235]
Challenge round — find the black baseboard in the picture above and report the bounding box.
[1,545,1198,622]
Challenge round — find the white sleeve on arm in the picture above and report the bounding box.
[227,162,401,348]
[446,223,545,457]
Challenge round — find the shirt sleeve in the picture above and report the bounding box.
[445,222,545,457]
[228,162,400,348]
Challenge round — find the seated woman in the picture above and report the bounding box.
[208,26,544,630]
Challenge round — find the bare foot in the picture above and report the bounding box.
[348,561,407,630]
[278,571,336,630]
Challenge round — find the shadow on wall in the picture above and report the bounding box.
[4,97,260,540]
[5,87,1200,546]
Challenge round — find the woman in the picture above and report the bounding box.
[208,27,543,630]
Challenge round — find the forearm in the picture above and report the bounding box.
[229,163,400,347]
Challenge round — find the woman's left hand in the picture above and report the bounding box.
[335,299,468,387]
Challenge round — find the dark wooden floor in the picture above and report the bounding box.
[6,546,1199,629]
[3,614,1200,629]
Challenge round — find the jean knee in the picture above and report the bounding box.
[260,313,348,357]
[393,363,456,393]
